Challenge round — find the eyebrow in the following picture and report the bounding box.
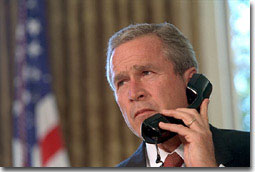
[113,72,128,85]
[133,64,157,71]
[112,63,157,85]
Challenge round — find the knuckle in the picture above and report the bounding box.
[207,130,213,137]
[201,129,212,138]
[176,108,184,112]
[190,109,198,114]
[177,124,185,128]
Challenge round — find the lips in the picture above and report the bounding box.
[134,109,155,118]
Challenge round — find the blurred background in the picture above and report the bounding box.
[0,0,250,167]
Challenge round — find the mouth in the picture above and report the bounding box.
[134,109,155,118]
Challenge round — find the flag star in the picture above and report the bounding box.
[13,100,24,116]
[22,90,32,105]
[30,67,42,80]
[27,0,37,9]
[27,19,41,36]
[22,65,42,81]
[27,41,42,57]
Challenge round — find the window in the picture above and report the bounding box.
[227,0,250,131]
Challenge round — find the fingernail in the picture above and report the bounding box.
[158,122,164,126]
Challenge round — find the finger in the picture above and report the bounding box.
[160,109,201,128]
[174,108,203,124]
[200,98,210,126]
[159,122,196,141]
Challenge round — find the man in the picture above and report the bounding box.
[105,23,250,167]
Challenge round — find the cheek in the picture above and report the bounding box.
[153,80,172,97]
[116,93,129,118]
[153,80,187,108]
[116,95,140,136]
[116,96,125,113]
[116,100,130,127]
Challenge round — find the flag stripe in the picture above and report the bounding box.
[41,125,63,166]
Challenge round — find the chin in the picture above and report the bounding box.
[127,114,156,139]
[132,116,155,138]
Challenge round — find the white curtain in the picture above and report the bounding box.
[171,0,242,130]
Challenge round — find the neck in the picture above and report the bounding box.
[158,136,181,153]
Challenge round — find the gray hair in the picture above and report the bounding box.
[106,23,198,90]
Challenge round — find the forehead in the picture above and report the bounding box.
[110,35,165,70]
[114,35,163,56]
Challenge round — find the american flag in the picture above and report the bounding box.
[12,0,70,167]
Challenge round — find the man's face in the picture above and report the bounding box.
[110,35,189,138]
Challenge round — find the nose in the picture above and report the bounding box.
[128,80,147,102]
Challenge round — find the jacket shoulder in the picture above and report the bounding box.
[116,142,146,167]
[211,125,250,149]
[210,125,250,167]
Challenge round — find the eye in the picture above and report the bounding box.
[142,71,152,76]
[117,80,125,87]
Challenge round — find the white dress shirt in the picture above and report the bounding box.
[145,143,224,167]
[145,143,185,167]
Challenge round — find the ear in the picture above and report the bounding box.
[183,67,197,85]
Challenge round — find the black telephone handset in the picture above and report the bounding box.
[141,74,213,144]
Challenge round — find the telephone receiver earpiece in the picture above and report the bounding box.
[186,74,213,112]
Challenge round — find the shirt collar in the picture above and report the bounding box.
[145,143,184,167]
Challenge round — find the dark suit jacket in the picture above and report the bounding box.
[117,125,250,167]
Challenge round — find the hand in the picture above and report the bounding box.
[158,99,217,167]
